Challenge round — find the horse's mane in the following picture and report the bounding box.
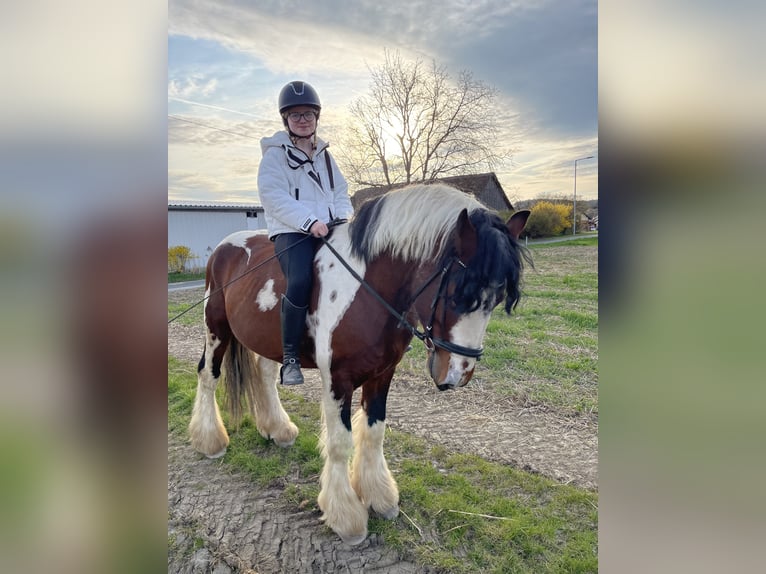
[349,183,483,263]
[348,183,530,314]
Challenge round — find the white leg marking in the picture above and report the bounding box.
[251,356,298,447]
[351,409,399,519]
[189,331,229,457]
[317,393,369,545]
[312,227,371,544]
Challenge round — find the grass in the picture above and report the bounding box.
[168,299,205,326]
[168,271,205,283]
[168,357,597,573]
[168,239,598,572]
[529,236,598,247]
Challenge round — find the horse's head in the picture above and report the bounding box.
[347,184,531,390]
[419,208,530,390]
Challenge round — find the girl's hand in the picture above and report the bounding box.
[309,221,329,237]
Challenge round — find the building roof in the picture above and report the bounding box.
[169,201,263,211]
[351,172,512,211]
[437,172,506,198]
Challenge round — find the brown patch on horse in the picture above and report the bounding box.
[327,253,417,387]
[207,236,318,368]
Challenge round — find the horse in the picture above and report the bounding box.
[189,183,530,544]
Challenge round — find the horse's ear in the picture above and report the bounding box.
[506,210,530,240]
[455,208,478,260]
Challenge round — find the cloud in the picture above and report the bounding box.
[448,0,597,138]
[168,114,272,146]
[169,0,595,141]
[168,76,218,98]
[168,0,597,202]
[496,135,598,200]
[169,170,228,197]
[169,0,389,78]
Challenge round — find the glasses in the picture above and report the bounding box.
[286,111,317,122]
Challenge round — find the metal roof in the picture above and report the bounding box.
[168,201,263,211]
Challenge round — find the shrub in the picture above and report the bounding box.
[524,201,572,238]
[168,245,194,273]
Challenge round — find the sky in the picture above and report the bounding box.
[168,0,598,206]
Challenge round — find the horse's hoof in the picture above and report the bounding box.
[375,505,399,520]
[205,447,227,459]
[339,531,367,546]
[271,422,299,447]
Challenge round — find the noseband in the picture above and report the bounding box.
[320,236,484,360]
[414,257,485,359]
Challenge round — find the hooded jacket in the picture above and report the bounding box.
[257,131,353,239]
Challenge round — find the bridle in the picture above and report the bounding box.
[319,237,485,360]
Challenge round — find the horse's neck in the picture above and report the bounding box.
[367,256,438,307]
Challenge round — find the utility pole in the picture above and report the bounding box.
[573,155,594,234]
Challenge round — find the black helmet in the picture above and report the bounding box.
[278,81,321,114]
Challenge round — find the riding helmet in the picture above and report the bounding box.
[278,81,321,114]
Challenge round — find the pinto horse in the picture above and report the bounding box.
[189,183,530,544]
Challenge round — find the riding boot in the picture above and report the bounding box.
[280,295,307,385]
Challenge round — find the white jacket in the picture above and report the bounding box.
[257,131,354,239]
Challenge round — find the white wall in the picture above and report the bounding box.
[168,210,266,270]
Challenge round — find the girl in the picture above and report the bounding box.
[257,81,354,385]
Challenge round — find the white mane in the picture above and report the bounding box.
[355,183,483,263]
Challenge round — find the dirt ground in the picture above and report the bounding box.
[168,288,597,573]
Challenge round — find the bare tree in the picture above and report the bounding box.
[337,49,515,188]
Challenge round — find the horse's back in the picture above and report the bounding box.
[207,230,274,287]
[204,226,355,366]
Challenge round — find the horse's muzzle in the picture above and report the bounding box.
[436,368,470,391]
[429,351,473,390]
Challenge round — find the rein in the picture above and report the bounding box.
[319,236,484,360]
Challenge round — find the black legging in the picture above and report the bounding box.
[274,233,319,308]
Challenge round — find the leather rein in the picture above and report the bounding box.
[319,234,484,360]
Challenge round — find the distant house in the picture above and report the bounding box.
[351,172,514,212]
[168,202,266,271]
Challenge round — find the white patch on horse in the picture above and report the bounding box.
[255,278,278,311]
[218,229,265,263]
[310,225,365,372]
[202,286,211,324]
[447,307,493,379]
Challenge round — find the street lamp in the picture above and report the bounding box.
[573,155,594,235]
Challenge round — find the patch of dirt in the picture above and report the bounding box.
[168,288,597,573]
[168,434,427,574]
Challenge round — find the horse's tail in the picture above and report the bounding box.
[221,336,259,428]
